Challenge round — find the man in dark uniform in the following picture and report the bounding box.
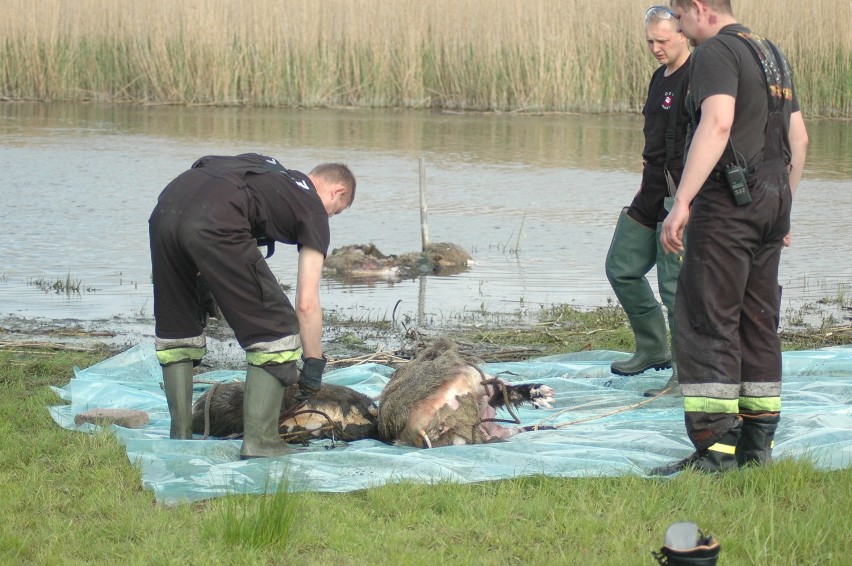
[149,153,356,459]
[654,0,808,474]
[605,5,690,397]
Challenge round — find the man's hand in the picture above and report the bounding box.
[661,200,690,254]
[294,356,327,404]
[782,231,793,248]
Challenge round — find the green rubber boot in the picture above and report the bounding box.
[240,365,294,460]
[655,218,683,349]
[611,308,672,375]
[643,220,684,393]
[606,210,671,376]
[162,361,194,439]
[643,363,681,397]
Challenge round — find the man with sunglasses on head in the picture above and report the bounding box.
[653,0,808,476]
[605,6,690,397]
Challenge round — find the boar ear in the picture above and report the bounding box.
[417,337,457,361]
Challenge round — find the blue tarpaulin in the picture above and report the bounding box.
[49,344,852,506]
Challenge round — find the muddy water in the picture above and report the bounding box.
[1,102,850,334]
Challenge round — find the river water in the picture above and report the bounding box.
[1,102,850,334]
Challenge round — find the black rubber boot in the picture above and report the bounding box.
[652,521,720,565]
[651,425,741,476]
[162,361,194,439]
[606,210,672,376]
[736,412,780,467]
[240,365,294,460]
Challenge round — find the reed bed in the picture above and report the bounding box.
[0,0,848,116]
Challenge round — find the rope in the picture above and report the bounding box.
[191,380,344,445]
[277,406,343,446]
[532,386,676,430]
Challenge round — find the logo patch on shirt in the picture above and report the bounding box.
[662,91,674,110]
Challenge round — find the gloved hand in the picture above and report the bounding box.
[294,356,327,404]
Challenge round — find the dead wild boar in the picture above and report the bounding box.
[191,381,379,443]
[377,338,555,448]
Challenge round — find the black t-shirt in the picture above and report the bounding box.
[192,153,331,257]
[642,58,691,168]
[688,24,799,170]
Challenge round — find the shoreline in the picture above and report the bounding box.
[3,301,851,370]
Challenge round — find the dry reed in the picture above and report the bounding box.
[0,0,848,116]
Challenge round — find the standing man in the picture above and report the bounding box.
[149,153,356,459]
[654,0,808,474]
[606,5,690,399]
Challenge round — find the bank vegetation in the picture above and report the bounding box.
[1,325,851,563]
[1,0,848,117]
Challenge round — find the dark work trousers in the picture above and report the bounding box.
[676,115,792,451]
[149,170,300,353]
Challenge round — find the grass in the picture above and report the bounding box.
[0,0,848,116]
[1,308,850,564]
[27,273,83,295]
[211,477,298,552]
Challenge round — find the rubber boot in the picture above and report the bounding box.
[606,211,671,376]
[240,365,294,460]
[162,361,194,439]
[736,412,780,467]
[611,308,672,375]
[643,220,683,394]
[644,363,682,397]
[650,423,741,476]
[653,522,720,565]
[655,218,683,343]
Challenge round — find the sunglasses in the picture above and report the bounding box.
[645,5,677,22]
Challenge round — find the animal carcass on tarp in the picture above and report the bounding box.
[48,343,852,506]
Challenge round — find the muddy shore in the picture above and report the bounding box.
[0,314,377,369]
[0,311,548,370]
[4,303,850,371]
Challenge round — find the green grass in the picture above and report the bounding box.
[210,477,298,552]
[1,316,851,564]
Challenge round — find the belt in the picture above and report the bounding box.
[709,166,755,183]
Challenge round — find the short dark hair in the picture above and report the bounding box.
[309,163,356,206]
[310,162,356,206]
[671,0,733,15]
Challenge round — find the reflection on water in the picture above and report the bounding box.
[1,102,850,332]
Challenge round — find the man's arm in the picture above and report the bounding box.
[295,246,325,359]
[787,110,808,197]
[661,93,736,253]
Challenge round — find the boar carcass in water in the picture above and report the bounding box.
[377,338,555,448]
[191,381,379,443]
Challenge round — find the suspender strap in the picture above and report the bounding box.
[720,30,791,112]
